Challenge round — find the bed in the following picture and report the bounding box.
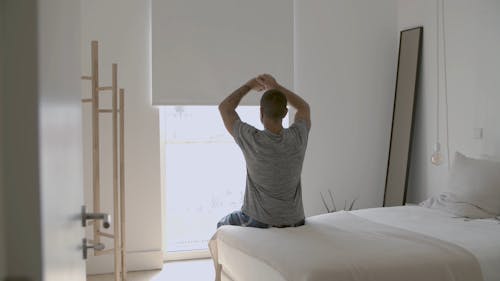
[210,153,500,281]
[210,205,500,281]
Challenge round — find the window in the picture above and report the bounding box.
[160,106,288,258]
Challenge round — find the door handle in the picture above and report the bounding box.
[82,238,105,259]
[81,205,111,228]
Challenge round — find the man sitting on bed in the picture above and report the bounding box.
[217,74,311,229]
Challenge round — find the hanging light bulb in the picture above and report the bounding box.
[431,142,443,166]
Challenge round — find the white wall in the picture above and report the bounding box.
[81,0,163,274]
[400,0,500,202]
[294,0,397,216]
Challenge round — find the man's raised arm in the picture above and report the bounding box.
[257,74,311,129]
[219,78,264,136]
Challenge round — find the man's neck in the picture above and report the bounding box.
[264,120,283,135]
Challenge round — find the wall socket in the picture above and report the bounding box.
[473,128,483,139]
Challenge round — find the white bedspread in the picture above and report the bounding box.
[210,207,490,281]
[354,206,500,281]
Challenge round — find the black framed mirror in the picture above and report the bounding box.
[384,27,423,207]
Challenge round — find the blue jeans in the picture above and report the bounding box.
[217,211,269,229]
[217,211,306,229]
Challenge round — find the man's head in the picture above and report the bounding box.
[260,89,288,122]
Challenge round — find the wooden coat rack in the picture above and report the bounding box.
[82,40,127,281]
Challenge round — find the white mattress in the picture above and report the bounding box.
[216,206,500,281]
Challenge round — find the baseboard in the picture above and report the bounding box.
[164,249,211,261]
[86,250,163,275]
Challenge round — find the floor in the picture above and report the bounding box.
[87,259,214,281]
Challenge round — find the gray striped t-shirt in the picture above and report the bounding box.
[232,118,309,226]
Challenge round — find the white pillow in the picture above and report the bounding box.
[420,152,500,219]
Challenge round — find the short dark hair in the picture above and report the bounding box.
[260,89,287,120]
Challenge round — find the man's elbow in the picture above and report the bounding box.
[219,103,233,118]
[218,103,226,113]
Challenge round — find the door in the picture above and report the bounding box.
[1,0,86,280]
[38,0,86,280]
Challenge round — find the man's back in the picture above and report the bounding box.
[217,73,310,228]
[233,119,309,226]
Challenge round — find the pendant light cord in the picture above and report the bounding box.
[436,0,440,145]
[441,0,451,168]
[436,0,451,168]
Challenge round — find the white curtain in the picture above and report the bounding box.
[151,0,293,105]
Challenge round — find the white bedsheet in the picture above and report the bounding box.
[353,206,500,281]
[210,206,500,281]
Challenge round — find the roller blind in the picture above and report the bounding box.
[151,0,293,105]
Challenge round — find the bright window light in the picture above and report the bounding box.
[160,106,288,254]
